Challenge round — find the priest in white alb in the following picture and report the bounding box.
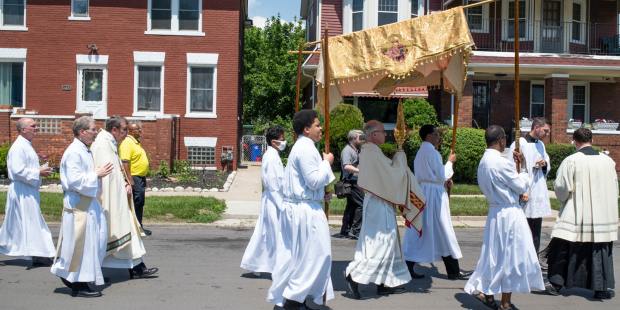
[267,110,335,309]
[545,128,617,300]
[90,116,158,279]
[0,118,54,267]
[403,125,471,280]
[51,116,113,298]
[465,125,544,310]
[344,120,425,299]
[240,126,285,275]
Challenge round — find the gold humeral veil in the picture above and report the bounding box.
[316,7,475,111]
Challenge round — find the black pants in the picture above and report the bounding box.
[527,217,543,253]
[132,176,147,226]
[340,182,364,237]
[442,256,461,276]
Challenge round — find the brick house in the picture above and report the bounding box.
[0,0,247,171]
[300,0,620,168]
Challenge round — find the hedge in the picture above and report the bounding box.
[403,98,439,128]
[0,143,8,177]
[546,143,576,179]
[328,103,364,162]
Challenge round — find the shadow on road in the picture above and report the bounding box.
[0,258,31,268]
[455,292,494,310]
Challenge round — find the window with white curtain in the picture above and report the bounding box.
[189,67,215,113]
[148,0,202,34]
[1,0,26,27]
[71,0,89,17]
[378,0,397,26]
[352,0,364,31]
[0,62,23,107]
[137,66,162,112]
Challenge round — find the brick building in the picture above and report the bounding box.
[300,0,620,168]
[0,0,248,170]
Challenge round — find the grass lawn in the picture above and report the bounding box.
[0,192,226,224]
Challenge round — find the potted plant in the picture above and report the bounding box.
[568,119,582,129]
[519,117,532,130]
[593,119,619,131]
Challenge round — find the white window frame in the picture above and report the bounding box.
[410,0,424,18]
[567,81,589,123]
[185,53,218,118]
[0,0,27,31]
[76,54,109,119]
[529,81,545,118]
[465,0,489,33]
[351,0,364,32]
[69,0,90,21]
[0,48,27,109]
[569,0,586,44]
[146,0,204,36]
[133,52,165,117]
[377,0,398,26]
[502,0,531,41]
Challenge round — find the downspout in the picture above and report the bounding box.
[170,115,177,172]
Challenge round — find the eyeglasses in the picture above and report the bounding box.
[372,130,387,136]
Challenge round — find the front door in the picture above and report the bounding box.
[76,66,107,118]
[541,0,563,53]
[472,82,490,129]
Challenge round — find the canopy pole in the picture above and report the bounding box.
[294,43,303,113]
[450,94,460,152]
[514,0,521,169]
[322,27,331,222]
[462,0,495,10]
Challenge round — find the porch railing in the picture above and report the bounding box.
[467,18,620,55]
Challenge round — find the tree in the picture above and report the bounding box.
[243,16,305,124]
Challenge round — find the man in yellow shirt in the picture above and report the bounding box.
[119,122,151,236]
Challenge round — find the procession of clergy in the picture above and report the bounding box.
[240,111,617,310]
[0,116,158,298]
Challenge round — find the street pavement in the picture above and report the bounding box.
[1,225,618,310]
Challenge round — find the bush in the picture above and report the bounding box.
[157,160,170,178]
[403,98,439,129]
[328,103,364,161]
[546,144,576,179]
[0,142,9,178]
[379,142,398,158]
[405,127,486,183]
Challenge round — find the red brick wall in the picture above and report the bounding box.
[590,82,620,122]
[545,77,569,143]
[0,1,242,169]
[458,77,473,127]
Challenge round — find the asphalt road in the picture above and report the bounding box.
[1,225,618,310]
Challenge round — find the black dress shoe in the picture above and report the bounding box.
[377,284,406,295]
[593,290,614,300]
[344,271,361,300]
[71,288,102,298]
[129,263,159,279]
[405,261,425,279]
[448,270,473,280]
[143,229,152,236]
[545,283,561,296]
[282,298,307,310]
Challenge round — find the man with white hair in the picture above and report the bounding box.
[338,129,365,239]
[0,118,54,267]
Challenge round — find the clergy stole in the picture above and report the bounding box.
[358,143,426,235]
[54,195,93,272]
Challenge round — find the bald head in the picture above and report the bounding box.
[363,120,385,145]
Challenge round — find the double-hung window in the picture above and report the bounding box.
[1,0,26,30]
[411,0,419,18]
[352,0,363,31]
[571,0,586,43]
[530,82,544,118]
[133,52,165,116]
[70,0,89,20]
[0,62,24,107]
[186,53,218,118]
[506,0,527,39]
[465,1,489,33]
[378,0,397,26]
[147,0,203,35]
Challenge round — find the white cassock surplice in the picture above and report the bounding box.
[345,144,414,287]
[91,130,146,269]
[240,146,283,273]
[403,141,462,263]
[267,135,335,306]
[0,135,55,258]
[464,149,544,294]
[509,137,551,218]
[50,139,107,286]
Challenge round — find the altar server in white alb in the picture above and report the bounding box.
[403,125,471,280]
[344,120,426,300]
[51,116,113,298]
[545,128,617,300]
[267,110,335,309]
[240,126,286,275]
[508,117,551,254]
[90,116,158,279]
[465,125,544,310]
[0,118,54,267]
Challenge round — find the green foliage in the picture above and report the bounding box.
[405,127,486,183]
[243,16,305,122]
[403,98,439,129]
[0,142,9,177]
[546,144,576,179]
[251,115,295,158]
[173,160,197,183]
[157,160,170,178]
[329,103,364,160]
[379,142,398,159]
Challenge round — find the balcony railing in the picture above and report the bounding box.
[468,19,620,55]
